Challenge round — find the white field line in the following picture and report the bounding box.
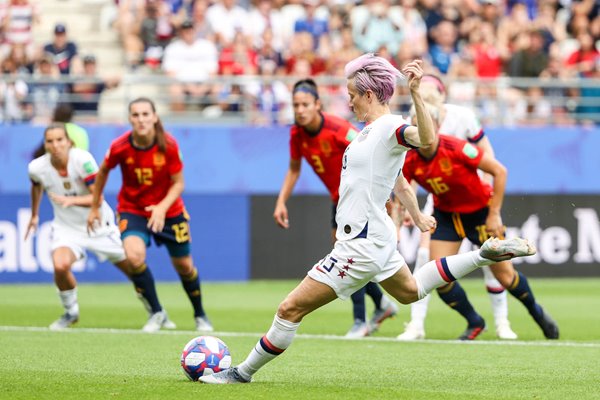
[1,325,599,349]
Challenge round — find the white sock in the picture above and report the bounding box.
[237,314,300,379]
[409,247,431,328]
[482,266,508,323]
[58,288,79,316]
[413,251,493,298]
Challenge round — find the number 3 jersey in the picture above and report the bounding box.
[104,131,184,218]
[289,112,358,203]
[335,114,414,245]
[403,134,492,214]
[28,148,116,234]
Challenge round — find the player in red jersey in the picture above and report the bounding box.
[87,97,213,333]
[401,103,559,340]
[273,79,398,338]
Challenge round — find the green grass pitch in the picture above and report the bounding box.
[1,278,599,399]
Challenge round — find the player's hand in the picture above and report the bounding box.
[485,212,504,238]
[146,205,166,233]
[48,192,75,208]
[414,213,437,233]
[401,59,424,92]
[273,202,290,229]
[24,215,39,240]
[87,207,101,234]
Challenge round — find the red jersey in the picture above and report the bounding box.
[290,112,358,203]
[104,131,185,218]
[403,135,492,213]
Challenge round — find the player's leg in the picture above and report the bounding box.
[366,281,398,334]
[50,246,80,330]
[120,212,174,331]
[347,286,369,338]
[398,230,431,340]
[381,237,536,305]
[490,261,559,339]
[481,265,516,339]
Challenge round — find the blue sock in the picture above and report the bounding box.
[350,286,367,322]
[365,282,383,309]
[437,281,483,327]
[130,263,162,313]
[179,267,206,318]
[507,271,543,319]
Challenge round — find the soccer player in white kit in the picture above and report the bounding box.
[25,123,166,331]
[397,75,517,341]
[199,55,536,384]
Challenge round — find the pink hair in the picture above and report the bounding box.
[344,54,404,104]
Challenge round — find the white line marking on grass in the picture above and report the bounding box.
[1,325,599,348]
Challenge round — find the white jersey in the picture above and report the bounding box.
[336,114,412,245]
[28,148,116,235]
[439,103,483,142]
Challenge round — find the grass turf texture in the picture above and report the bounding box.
[0,279,599,399]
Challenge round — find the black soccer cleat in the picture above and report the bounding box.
[458,319,486,341]
[534,307,559,340]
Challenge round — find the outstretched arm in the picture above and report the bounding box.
[400,60,435,148]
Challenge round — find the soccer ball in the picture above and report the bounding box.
[180,335,232,381]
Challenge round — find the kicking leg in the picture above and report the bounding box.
[200,276,337,384]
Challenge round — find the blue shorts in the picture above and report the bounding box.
[431,206,503,246]
[118,211,191,257]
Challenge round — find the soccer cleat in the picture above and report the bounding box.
[142,310,167,333]
[495,319,518,340]
[534,307,559,339]
[396,321,425,341]
[49,312,79,330]
[162,316,177,330]
[344,319,369,338]
[368,296,399,334]
[198,367,251,384]
[480,237,536,262]
[458,319,486,340]
[195,315,214,332]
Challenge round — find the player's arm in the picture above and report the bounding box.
[474,136,496,184]
[400,60,435,148]
[87,162,109,232]
[274,159,301,229]
[25,180,43,240]
[478,153,507,238]
[48,191,94,208]
[146,170,185,233]
[393,173,436,233]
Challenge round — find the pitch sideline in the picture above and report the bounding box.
[1,325,599,348]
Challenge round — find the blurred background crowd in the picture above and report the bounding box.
[0,0,599,125]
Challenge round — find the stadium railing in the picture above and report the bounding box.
[2,74,599,126]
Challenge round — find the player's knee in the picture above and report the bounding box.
[53,261,72,275]
[276,299,304,323]
[127,252,145,267]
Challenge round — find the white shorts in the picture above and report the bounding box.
[51,224,126,263]
[307,238,407,300]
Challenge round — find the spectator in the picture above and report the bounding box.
[285,32,327,75]
[218,31,258,76]
[71,55,121,116]
[246,60,291,125]
[205,0,249,47]
[7,43,35,75]
[294,0,329,52]
[465,21,503,78]
[0,56,28,123]
[575,56,600,125]
[428,19,460,74]
[255,28,286,76]
[115,0,146,69]
[28,55,66,123]
[248,0,285,50]
[43,24,81,75]
[352,0,403,55]
[190,0,215,42]
[139,2,172,69]
[395,0,428,58]
[162,20,218,111]
[507,28,549,77]
[0,0,40,59]
[565,30,599,77]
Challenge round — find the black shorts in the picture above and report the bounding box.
[431,206,502,246]
[118,211,191,257]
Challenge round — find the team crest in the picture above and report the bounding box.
[415,167,424,176]
[153,153,166,167]
[439,157,453,175]
[63,181,71,190]
[125,157,135,165]
[320,140,332,157]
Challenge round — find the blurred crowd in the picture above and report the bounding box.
[1,0,600,125]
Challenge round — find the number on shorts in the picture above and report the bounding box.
[172,222,190,243]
